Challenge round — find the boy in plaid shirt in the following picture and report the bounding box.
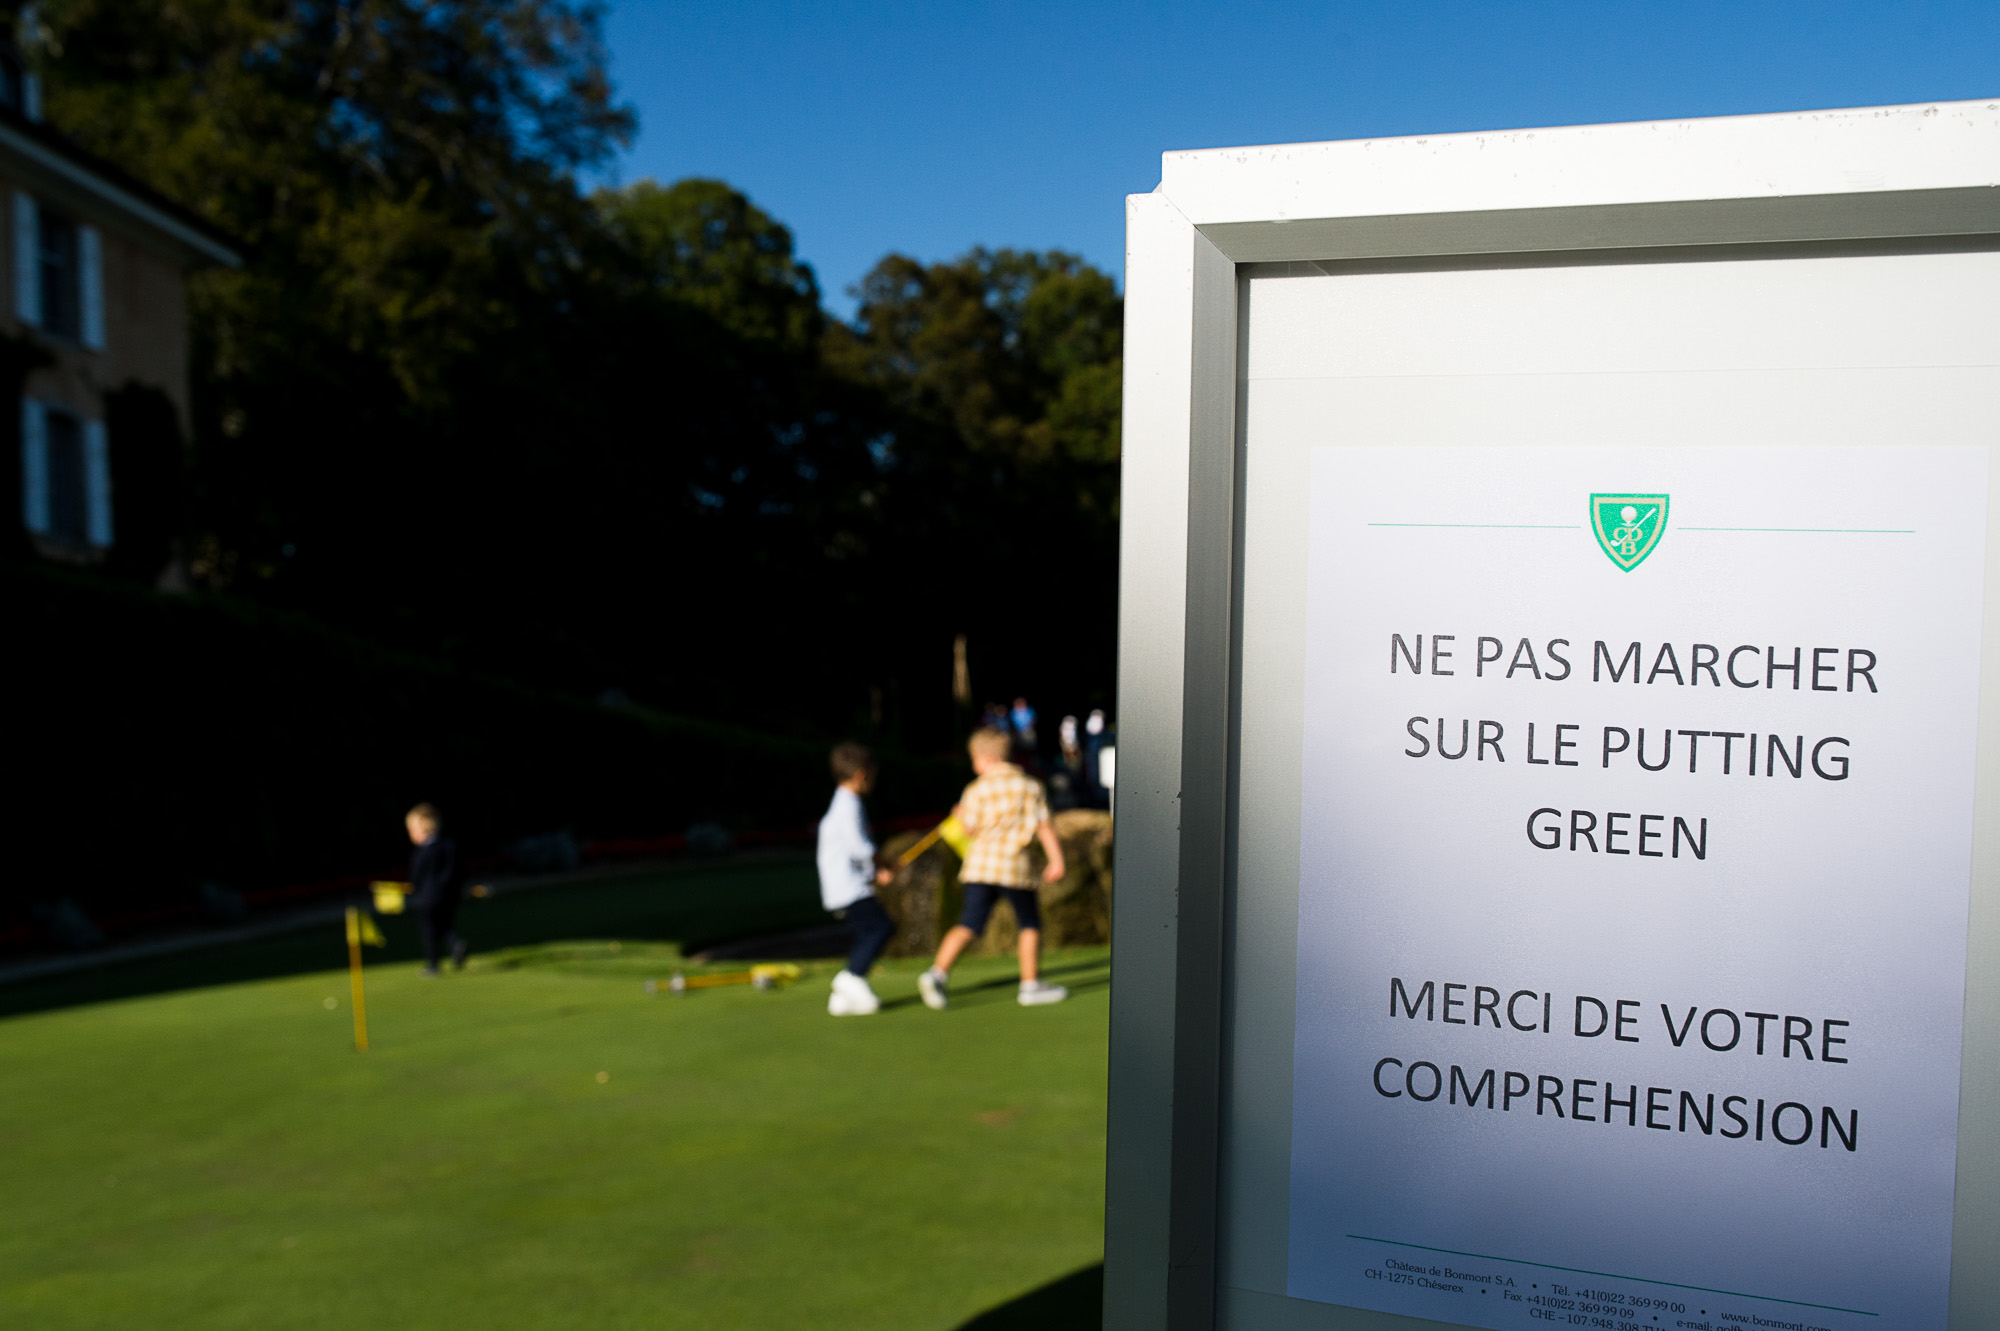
[918,727,1069,1009]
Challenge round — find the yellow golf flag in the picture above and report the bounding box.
[895,815,971,868]
[346,910,387,948]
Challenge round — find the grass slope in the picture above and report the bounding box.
[0,861,1107,1329]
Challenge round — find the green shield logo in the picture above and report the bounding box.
[1590,493,1669,571]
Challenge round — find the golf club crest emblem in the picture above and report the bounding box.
[1589,493,1669,571]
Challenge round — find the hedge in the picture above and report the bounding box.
[1,560,962,932]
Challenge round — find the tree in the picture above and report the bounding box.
[39,0,631,392]
[831,248,1120,468]
[825,248,1123,727]
[28,2,1119,751]
[596,178,822,352]
[35,0,634,597]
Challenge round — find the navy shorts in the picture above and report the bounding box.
[959,881,1042,934]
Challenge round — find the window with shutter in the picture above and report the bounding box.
[12,191,36,325]
[37,210,78,338]
[0,49,23,113]
[79,226,103,350]
[83,418,111,546]
[44,408,85,545]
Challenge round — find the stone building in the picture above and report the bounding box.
[1,45,237,563]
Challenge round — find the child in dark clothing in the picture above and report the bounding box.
[405,802,466,975]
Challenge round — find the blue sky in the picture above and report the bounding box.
[603,2,1999,315]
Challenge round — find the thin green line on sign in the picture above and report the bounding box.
[1367,523,1581,529]
[1679,526,1914,534]
[1345,1236,1877,1317]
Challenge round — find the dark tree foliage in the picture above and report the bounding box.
[596,178,824,352]
[833,248,1121,475]
[27,1,1118,761]
[102,383,186,582]
[0,557,962,926]
[826,249,1122,732]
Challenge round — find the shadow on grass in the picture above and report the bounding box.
[876,958,1112,1012]
[956,1263,1103,1329]
[0,857,826,1021]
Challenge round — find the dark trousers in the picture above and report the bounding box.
[842,896,895,977]
[416,901,461,969]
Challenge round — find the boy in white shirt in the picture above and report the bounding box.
[818,742,896,1016]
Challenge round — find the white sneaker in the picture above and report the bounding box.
[828,970,880,1016]
[1018,979,1068,1006]
[917,967,949,1010]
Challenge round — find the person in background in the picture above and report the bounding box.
[1010,696,1038,749]
[917,727,1068,1010]
[1082,709,1110,809]
[818,741,896,1016]
[1046,713,1084,811]
[1058,715,1082,773]
[405,803,467,975]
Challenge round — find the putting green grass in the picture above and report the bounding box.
[0,860,1108,1329]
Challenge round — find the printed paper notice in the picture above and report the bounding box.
[1288,445,1987,1331]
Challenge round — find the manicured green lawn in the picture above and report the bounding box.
[0,861,1108,1329]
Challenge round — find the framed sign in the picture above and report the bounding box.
[1105,101,2000,1331]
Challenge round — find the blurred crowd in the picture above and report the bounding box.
[976,699,1114,813]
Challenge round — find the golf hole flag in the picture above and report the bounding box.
[346,908,386,949]
[895,815,972,867]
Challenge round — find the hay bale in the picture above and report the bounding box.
[876,811,1114,959]
[1041,808,1115,945]
[875,828,957,958]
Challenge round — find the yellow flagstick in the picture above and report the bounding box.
[345,907,370,1052]
[896,816,971,868]
[896,824,945,867]
[665,963,801,991]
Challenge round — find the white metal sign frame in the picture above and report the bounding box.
[1106,99,2000,1331]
